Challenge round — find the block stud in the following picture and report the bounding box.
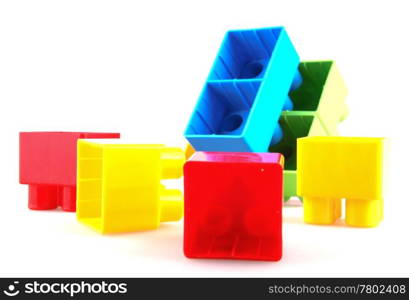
[345,198,383,227]
[28,185,58,210]
[161,147,185,179]
[160,189,183,222]
[303,197,341,225]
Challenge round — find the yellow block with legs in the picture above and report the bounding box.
[76,140,184,234]
[297,137,385,227]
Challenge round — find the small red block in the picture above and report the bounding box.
[19,132,120,212]
[184,152,284,261]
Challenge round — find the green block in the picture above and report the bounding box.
[269,61,348,201]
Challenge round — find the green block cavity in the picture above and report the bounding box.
[269,61,348,201]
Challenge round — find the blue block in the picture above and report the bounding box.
[184,27,301,152]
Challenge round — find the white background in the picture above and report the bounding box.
[0,0,408,277]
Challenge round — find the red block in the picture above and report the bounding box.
[184,152,284,261]
[19,132,120,212]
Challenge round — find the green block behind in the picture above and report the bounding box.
[269,61,348,201]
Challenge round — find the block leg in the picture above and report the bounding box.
[303,197,341,225]
[59,186,76,212]
[161,147,185,179]
[345,198,383,227]
[28,184,58,210]
[160,189,183,222]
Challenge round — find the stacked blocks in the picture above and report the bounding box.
[76,140,184,234]
[185,61,349,202]
[18,26,386,263]
[184,152,283,261]
[19,132,120,211]
[297,137,385,227]
[185,27,301,152]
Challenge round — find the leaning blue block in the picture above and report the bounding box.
[184,27,301,152]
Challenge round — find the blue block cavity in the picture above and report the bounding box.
[184,27,300,152]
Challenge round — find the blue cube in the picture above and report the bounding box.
[185,27,301,152]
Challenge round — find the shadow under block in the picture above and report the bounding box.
[184,152,284,261]
[184,27,300,152]
[76,140,184,234]
[269,61,348,201]
[297,137,385,227]
[19,132,120,212]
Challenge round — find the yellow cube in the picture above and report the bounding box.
[297,136,385,227]
[76,140,184,234]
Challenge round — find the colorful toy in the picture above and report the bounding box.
[76,140,184,234]
[19,132,120,211]
[269,61,348,201]
[297,137,385,227]
[17,25,386,266]
[184,151,284,261]
[185,27,301,152]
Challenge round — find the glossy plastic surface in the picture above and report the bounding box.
[185,143,195,160]
[19,132,120,212]
[184,151,284,261]
[185,27,300,152]
[297,137,385,227]
[76,140,184,234]
[269,61,348,201]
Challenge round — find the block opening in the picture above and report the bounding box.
[208,28,282,80]
[220,113,243,132]
[290,61,332,111]
[77,142,104,231]
[238,60,265,79]
[186,81,260,136]
[269,115,314,170]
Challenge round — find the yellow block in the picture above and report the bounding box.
[297,136,384,227]
[185,143,195,160]
[76,140,184,234]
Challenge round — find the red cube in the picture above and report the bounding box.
[184,152,284,261]
[19,132,120,212]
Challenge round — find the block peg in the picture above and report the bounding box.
[303,197,341,225]
[345,198,383,227]
[28,185,58,210]
[161,147,185,179]
[160,188,183,222]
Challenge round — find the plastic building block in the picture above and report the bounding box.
[185,143,195,160]
[184,27,300,152]
[297,137,385,227]
[184,151,284,261]
[269,61,348,201]
[76,140,185,234]
[19,132,120,212]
